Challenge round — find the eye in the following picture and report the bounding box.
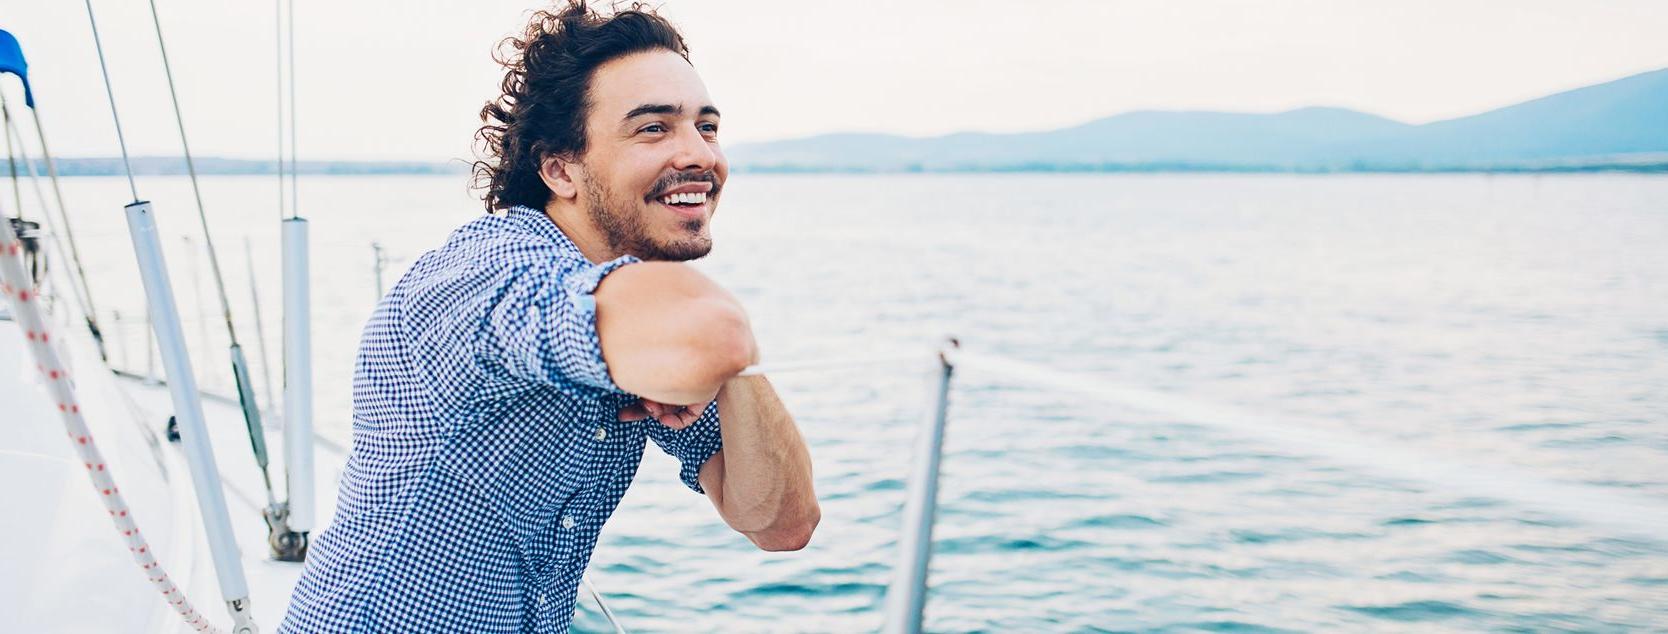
[698,121,719,136]
[639,123,668,134]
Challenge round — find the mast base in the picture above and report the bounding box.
[262,503,310,562]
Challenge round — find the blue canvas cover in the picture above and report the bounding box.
[0,29,35,108]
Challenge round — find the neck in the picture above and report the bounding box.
[542,201,614,264]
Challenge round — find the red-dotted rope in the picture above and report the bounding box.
[0,221,225,634]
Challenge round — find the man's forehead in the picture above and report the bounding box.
[590,50,716,120]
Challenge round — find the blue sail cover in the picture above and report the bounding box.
[0,29,34,108]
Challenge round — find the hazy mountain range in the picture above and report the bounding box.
[728,67,1668,173]
[40,67,1667,175]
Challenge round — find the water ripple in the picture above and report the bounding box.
[1341,599,1489,622]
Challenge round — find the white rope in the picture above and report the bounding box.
[738,352,926,377]
[0,215,224,633]
[951,349,1668,542]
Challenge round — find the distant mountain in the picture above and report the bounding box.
[729,67,1668,172]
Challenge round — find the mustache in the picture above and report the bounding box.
[645,170,722,200]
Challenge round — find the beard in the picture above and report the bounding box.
[582,167,714,262]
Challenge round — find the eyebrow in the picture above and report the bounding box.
[622,103,722,121]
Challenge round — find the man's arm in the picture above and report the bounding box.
[594,262,757,404]
[698,374,820,551]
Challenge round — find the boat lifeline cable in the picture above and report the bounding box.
[81,0,259,630]
[2,96,18,218]
[141,0,285,526]
[0,211,225,634]
[950,349,1668,542]
[0,91,106,362]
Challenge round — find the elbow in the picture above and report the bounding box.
[747,504,821,552]
[621,297,755,404]
[596,262,756,403]
[689,299,757,384]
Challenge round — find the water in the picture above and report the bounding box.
[31,173,1668,631]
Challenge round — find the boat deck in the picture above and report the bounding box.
[2,313,348,633]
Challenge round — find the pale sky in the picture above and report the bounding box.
[4,0,1667,161]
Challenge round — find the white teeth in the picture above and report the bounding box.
[659,191,708,205]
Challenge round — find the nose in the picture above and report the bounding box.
[671,122,718,172]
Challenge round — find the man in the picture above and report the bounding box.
[280,3,819,631]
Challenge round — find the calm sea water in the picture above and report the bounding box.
[39,173,1668,631]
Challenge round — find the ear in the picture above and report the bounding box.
[538,155,583,201]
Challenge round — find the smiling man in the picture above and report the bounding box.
[280,3,818,632]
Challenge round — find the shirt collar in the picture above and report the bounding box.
[505,204,588,261]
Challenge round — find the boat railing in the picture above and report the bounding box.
[882,341,1668,633]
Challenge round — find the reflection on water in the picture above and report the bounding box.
[46,173,1668,630]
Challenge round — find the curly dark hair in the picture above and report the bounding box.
[473,1,690,213]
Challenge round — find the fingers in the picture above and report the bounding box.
[617,398,702,428]
[659,405,693,429]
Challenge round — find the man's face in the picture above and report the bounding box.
[575,49,727,261]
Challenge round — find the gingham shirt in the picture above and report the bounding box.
[280,205,724,633]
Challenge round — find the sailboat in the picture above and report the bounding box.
[0,5,334,629]
[11,4,1664,633]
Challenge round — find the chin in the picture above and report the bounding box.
[635,234,712,262]
[663,239,713,262]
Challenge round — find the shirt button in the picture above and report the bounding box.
[593,426,607,441]
[561,515,576,529]
[537,592,547,607]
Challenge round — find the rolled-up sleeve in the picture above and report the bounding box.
[483,252,640,393]
[646,400,725,494]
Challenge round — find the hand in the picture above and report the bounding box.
[618,397,711,430]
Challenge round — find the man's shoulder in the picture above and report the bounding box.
[395,209,591,310]
[438,207,578,264]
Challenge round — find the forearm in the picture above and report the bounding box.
[711,374,819,549]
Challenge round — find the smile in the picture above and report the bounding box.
[655,192,709,220]
[657,191,708,206]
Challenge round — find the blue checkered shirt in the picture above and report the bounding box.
[280,205,724,633]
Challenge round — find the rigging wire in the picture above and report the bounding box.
[72,4,243,629]
[24,90,101,332]
[288,0,299,218]
[275,0,284,221]
[10,83,109,359]
[81,0,139,202]
[245,237,279,419]
[144,0,279,509]
[1,93,98,337]
[3,101,20,218]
